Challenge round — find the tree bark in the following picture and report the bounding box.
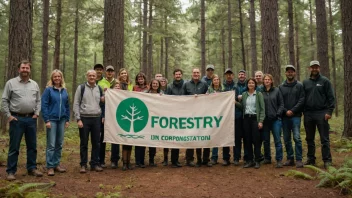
[147,0,153,81]
[200,0,206,75]
[104,0,124,71]
[53,0,62,70]
[309,0,315,61]
[295,7,300,81]
[288,0,295,65]
[7,0,33,80]
[316,0,330,77]
[165,15,169,79]
[238,0,246,70]
[62,42,66,73]
[260,0,281,85]
[341,0,352,137]
[250,0,257,76]
[227,0,232,70]
[142,0,148,74]
[328,0,338,117]
[160,37,164,74]
[221,26,226,72]
[72,0,79,120]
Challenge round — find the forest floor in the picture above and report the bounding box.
[0,116,350,198]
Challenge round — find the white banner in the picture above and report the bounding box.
[104,89,235,148]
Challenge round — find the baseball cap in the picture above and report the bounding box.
[224,68,233,74]
[285,65,296,71]
[238,70,246,74]
[310,60,320,67]
[94,63,104,70]
[206,64,215,70]
[105,65,114,71]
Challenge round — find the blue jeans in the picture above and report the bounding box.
[7,116,37,174]
[263,119,283,161]
[211,147,218,161]
[282,117,303,161]
[46,118,65,168]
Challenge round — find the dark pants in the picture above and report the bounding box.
[223,118,246,161]
[79,117,101,167]
[164,148,180,164]
[196,148,210,163]
[149,147,156,161]
[7,116,37,174]
[186,149,194,162]
[123,145,132,151]
[111,144,120,163]
[243,116,261,162]
[135,146,146,165]
[304,113,332,162]
[99,123,106,164]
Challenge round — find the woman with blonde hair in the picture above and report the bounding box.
[118,68,133,91]
[41,69,70,176]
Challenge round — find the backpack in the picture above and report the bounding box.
[80,83,103,104]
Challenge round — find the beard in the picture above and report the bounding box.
[20,72,29,78]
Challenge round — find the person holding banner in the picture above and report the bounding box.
[183,68,211,167]
[164,68,184,168]
[236,78,265,169]
[206,74,225,165]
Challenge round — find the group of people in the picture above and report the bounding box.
[1,59,335,181]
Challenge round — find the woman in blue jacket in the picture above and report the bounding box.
[41,70,70,176]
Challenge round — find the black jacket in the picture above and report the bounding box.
[263,86,284,120]
[303,74,335,115]
[279,80,305,117]
[182,79,208,95]
[165,80,185,95]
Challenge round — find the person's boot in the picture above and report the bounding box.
[149,157,157,167]
[162,150,168,166]
[122,150,128,171]
[127,150,133,170]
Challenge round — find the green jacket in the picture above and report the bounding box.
[97,77,111,90]
[236,91,265,123]
[207,84,225,94]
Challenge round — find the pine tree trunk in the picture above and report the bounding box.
[104,0,124,71]
[160,37,164,74]
[341,0,352,137]
[72,0,79,121]
[142,0,148,75]
[309,0,315,61]
[53,0,61,70]
[316,0,330,77]
[7,0,33,80]
[238,0,246,70]
[147,0,153,81]
[227,0,232,70]
[165,15,169,80]
[295,7,300,81]
[200,0,206,75]
[250,0,257,76]
[328,0,338,117]
[288,0,295,65]
[260,0,280,85]
[221,26,226,71]
[63,42,66,73]
[139,1,142,71]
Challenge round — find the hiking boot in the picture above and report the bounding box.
[28,169,43,177]
[139,164,146,168]
[91,166,103,172]
[111,162,118,169]
[233,160,240,166]
[222,160,230,166]
[186,161,195,167]
[283,159,295,166]
[162,161,168,166]
[304,160,316,166]
[207,162,213,167]
[127,163,133,170]
[324,162,332,169]
[149,159,157,167]
[195,161,202,167]
[7,173,16,181]
[172,162,182,168]
[47,168,55,176]
[54,165,66,173]
[210,159,218,165]
[276,161,283,168]
[262,159,272,164]
[80,166,87,174]
[243,161,254,168]
[100,164,107,168]
[122,163,127,171]
[254,162,261,169]
[296,160,304,168]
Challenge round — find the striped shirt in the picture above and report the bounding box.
[1,76,41,118]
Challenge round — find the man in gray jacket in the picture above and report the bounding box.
[73,70,104,173]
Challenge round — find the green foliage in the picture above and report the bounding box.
[332,138,352,153]
[0,182,55,198]
[284,170,314,180]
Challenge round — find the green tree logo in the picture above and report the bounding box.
[116,98,149,133]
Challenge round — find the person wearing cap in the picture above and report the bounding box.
[94,64,110,91]
[278,65,305,168]
[183,68,210,167]
[303,60,335,168]
[105,65,117,88]
[255,71,264,92]
[202,64,215,86]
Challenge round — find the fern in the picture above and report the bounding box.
[285,170,314,180]
[304,165,325,174]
